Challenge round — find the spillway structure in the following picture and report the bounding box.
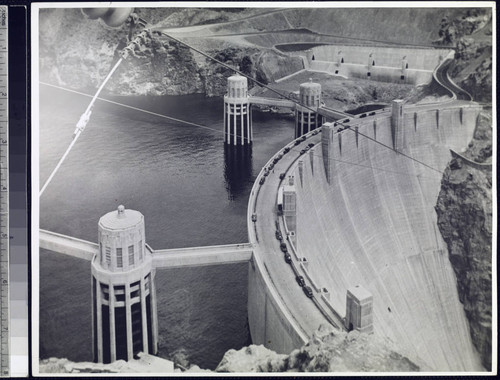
[91,205,159,363]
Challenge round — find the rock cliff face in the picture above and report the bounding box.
[435,112,492,370]
[214,325,420,373]
[39,8,301,97]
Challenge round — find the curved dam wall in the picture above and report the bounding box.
[289,104,484,371]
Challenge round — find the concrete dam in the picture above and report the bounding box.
[247,101,484,371]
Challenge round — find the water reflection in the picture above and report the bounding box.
[223,144,253,201]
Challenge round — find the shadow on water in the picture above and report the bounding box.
[223,144,254,201]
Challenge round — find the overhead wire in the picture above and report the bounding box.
[41,82,441,180]
[155,29,445,174]
[40,16,448,196]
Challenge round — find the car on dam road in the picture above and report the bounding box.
[251,214,257,223]
[296,275,306,287]
[275,230,282,241]
[284,253,292,264]
[294,140,301,146]
[303,286,314,298]
[279,173,286,180]
[280,242,287,253]
[283,147,290,154]
[259,177,265,185]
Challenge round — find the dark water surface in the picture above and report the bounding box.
[39,86,295,369]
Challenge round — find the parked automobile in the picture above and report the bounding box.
[280,242,287,253]
[269,163,274,170]
[300,149,306,155]
[296,275,306,287]
[294,140,301,146]
[360,113,367,118]
[259,177,265,185]
[279,173,286,180]
[284,253,292,264]
[252,214,257,222]
[264,171,269,177]
[308,143,315,148]
[303,286,314,298]
[275,230,282,240]
[369,111,376,116]
[301,135,307,141]
[283,147,290,154]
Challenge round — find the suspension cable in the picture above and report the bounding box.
[155,30,444,174]
[41,82,440,180]
[40,58,123,196]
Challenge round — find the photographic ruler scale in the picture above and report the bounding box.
[0,5,7,377]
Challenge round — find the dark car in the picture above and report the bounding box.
[359,113,367,118]
[251,214,257,222]
[275,230,282,240]
[369,111,376,116]
[303,286,313,298]
[280,242,287,253]
[344,119,350,123]
[283,147,290,154]
[269,163,274,171]
[296,275,306,287]
[308,143,315,148]
[259,177,265,185]
[300,149,306,155]
[284,253,292,264]
[264,171,269,177]
[279,173,286,180]
[294,140,301,146]
[273,158,279,164]
[301,135,307,141]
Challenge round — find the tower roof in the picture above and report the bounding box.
[300,78,321,90]
[228,74,247,83]
[99,205,143,230]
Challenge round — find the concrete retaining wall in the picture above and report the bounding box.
[309,61,433,85]
[309,45,451,71]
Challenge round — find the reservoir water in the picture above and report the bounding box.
[39,85,295,369]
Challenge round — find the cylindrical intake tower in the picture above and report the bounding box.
[224,74,252,145]
[91,205,158,363]
[295,79,323,138]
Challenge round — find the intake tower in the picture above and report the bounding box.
[91,205,158,363]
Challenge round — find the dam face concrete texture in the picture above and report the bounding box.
[290,104,483,371]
